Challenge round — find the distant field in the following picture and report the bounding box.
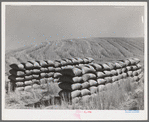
[5,37,144,76]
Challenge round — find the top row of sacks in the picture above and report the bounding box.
[9,57,94,71]
[95,57,140,71]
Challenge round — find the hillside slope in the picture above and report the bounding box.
[5,37,144,76]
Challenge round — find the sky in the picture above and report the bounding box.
[5,5,144,51]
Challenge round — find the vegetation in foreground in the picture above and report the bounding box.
[5,77,144,110]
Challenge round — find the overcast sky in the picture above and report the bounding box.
[6,5,144,51]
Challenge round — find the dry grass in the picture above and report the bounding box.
[5,76,144,110]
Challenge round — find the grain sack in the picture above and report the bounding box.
[112,76,118,82]
[96,71,106,78]
[48,67,55,72]
[97,85,106,92]
[54,72,62,78]
[86,57,94,63]
[89,86,98,94]
[65,58,73,65]
[75,57,84,64]
[25,70,32,75]
[122,73,128,78]
[137,69,142,74]
[83,58,89,64]
[59,76,82,83]
[81,89,91,96]
[78,64,85,67]
[58,82,82,91]
[25,75,33,80]
[8,75,24,82]
[133,58,140,64]
[97,79,106,85]
[61,67,82,76]
[40,73,47,78]
[82,73,96,81]
[133,76,139,81]
[102,63,111,70]
[15,87,24,91]
[104,77,112,83]
[81,82,90,89]
[33,84,41,89]
[126,66,132,71]
[24,62,34,69]
[132,65,138,71]
[122,68,127,73]
[124,59,131,66]
[32,74,40,79]
[15,82,24,87]
[46,60,55,66]
[82,66,96,74]
[88,79,98,86]
[32,69,41,74]
[40,67,49,72]
[117,61,126,68]
[59,90,81,99]
[116,69,122,74]
[111,70,118,76]
[127,71,133,77]
[104,71,112,77]
[71,58,79,64]
[37,60,48,67]
[28,61,41,68]
[10,63,25,71]
[133,71,138,76]
[55,67,61,72]
[24,80,33,86]
[9,69,25,76]
[82,95,91,102]
[128,58,136,65]
[89,63,103,71]
[40,78,46,84]
[61,65,73,70]
[24,86,32,91]
[32,79,40,84]
[54,60,61,67]
[106,62,116,70]
[60,60,67,66]
[136,63,142,69]
[46,72,54,77]
[115,62,122,69]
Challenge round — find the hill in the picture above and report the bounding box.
[5,37,144,76]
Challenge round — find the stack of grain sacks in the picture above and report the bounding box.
[8,59,56,92]
[124,58,143,82]
[58,57,95,103]
[9,63,26,91]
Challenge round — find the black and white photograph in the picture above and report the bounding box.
[2,2,147,120]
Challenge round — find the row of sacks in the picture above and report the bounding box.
[9,57,94,72]
[8,57,94,91]
[14,77,54,91]
[87,58,141,72]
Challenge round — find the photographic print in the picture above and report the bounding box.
[2,2,147,120]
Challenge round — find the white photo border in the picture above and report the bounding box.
[2,2,148,120]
